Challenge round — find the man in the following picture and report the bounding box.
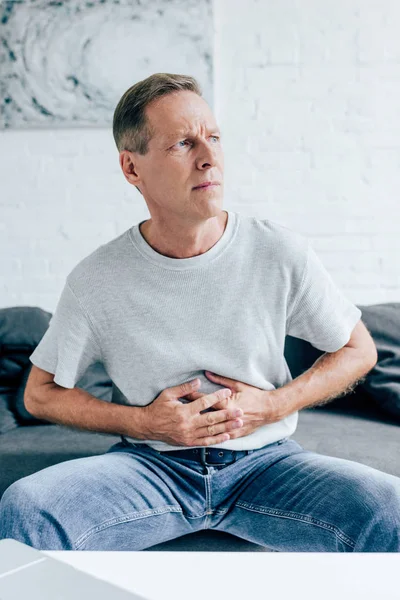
[1,72,399,552]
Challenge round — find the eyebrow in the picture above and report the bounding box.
[164,128,221,142]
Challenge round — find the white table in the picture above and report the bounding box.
[43,550,400,600]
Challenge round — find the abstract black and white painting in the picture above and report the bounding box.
[0,0,213,129]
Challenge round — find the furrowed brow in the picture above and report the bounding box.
[165,127,221,142]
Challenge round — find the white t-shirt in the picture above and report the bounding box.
[30,210,362,451]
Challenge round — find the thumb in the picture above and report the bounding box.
[205,370,233,388]
[205,371,241,393]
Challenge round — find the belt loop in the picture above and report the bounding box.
[200,448,207,465]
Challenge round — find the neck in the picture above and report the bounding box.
[139,210,228,259]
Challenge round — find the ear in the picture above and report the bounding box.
[120,150,142,187]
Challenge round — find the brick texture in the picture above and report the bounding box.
[1,0,399,310]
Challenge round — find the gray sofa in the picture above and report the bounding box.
[1,304,399,551]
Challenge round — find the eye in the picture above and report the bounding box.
[174,135,220,149]
[176,140,191,148]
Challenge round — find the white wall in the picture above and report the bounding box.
[2,0,400,311]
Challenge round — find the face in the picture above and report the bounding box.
[120,90,224,222]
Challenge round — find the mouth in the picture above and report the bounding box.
[193,182,220,190]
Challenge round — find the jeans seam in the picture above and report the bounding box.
[203,472,213,528]
[235,501,356,549]
[74,505,183,550]
[186,508,228,520]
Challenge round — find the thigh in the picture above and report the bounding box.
[214,439,400,552]
[0,442,202,550]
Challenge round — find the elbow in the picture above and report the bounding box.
[24,388,41,418]
[349,337,378,372]
[364,343,378,372]
[24,385,52,419]
[347,342,377,374]
[23,365,58,419]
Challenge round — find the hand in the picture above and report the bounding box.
[139,379,245,447]
[182,371,284,440]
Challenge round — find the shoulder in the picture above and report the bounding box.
[241,213,309,265]
[66,227,132,296]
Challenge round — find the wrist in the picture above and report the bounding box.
[121,405,149,440]
[265,388,290,422]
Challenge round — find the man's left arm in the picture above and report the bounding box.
[273,319,378,420]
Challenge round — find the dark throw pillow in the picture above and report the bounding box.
[357,303,400,421]
[1,305,113,426]
[283,333,369,411]
[0,392,19,434]
[14,361,113,425]
[284,302,400,422]
[0,306,52,433]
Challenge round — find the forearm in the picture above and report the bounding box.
[25,384,147,439]
[272,346,376,419]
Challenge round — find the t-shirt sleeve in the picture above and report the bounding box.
[286,242,362,352]
[29,280,102,388]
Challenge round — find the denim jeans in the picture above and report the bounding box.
[1,437,399,551]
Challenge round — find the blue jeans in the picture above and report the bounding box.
[1,437,399,551]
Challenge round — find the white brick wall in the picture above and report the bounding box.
[1,128,150,309]
[1,0,399,311]
[216,0,400,305]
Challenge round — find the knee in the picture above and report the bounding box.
[368,478,400,524]
[1,476,48,526]
[0,476,72,550]
[354,479,400,552]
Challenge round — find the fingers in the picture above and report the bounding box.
[195,432,231,445]
[195,405,242,427]
[195,416,243,441]
[187,387,232,416]
[182,391,205,401]
[194,422,248,446]
[183,391,230,413]
[193,405,243,439]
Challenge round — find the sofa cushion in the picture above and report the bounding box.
[293,406,400,478]
[0,425,120,499]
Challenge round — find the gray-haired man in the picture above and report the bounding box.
[1,73,399,552]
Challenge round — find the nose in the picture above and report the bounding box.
[196,140,219,170]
